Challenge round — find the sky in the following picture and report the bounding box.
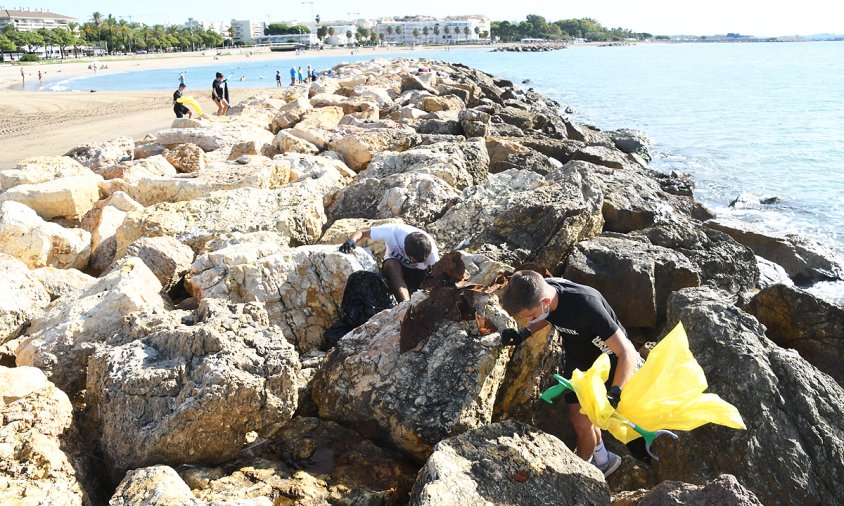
[10,0,844,36]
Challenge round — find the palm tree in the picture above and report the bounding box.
[346,30,353,46]
[67,21,79,57]
[386,25,393,43]
[91,11,102,54]
[444,26,451,43]
[395,26,403,44]
[327,26,335,43]
[412,28,419,45]
[433,24,440,44]
[227,26,236,47]
[474,26,480,41]
[463,26,470,43]
[422,26,429,44]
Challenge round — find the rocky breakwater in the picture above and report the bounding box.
[0,57,842,505]
[493,43,568,52]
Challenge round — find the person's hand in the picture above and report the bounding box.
[607,386,622,409]
[501,327,531,346]
[339,239,356,254]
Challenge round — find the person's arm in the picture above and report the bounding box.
[604,329,639,388]
[347,228,371,243]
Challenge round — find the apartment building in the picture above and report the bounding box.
[229,19,266,43]
[0,8,75,32]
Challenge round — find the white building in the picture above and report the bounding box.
[230,19,266,43]
[0,8,75,32]
[374,15,490,45]
[185,18,232,38]
[255,33,319,46]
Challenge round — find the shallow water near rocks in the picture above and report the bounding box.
[42,42,844,303]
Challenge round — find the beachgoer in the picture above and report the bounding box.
[37,70,42,81]
[306,65,312,83]
[310,68,318,82]
[338,223,439,302]
[499,271,642,478]
[289,66,296,86]
[173,83,192,119]
[211,72,229,116]
[275,70,281,87]
[297,66,304,84]
[20,68,24,82]
[179,72,185,85]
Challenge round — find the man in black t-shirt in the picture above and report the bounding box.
[173,84,191,119]
[500,270,641,478]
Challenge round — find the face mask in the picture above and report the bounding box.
[529,301,550,325]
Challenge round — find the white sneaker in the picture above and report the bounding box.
[595,451,622,478]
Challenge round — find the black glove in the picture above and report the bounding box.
[607,386,622,409]
[501,327,531,346]
[339,239,356,254]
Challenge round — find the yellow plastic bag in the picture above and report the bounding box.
[177,96,203,117]
[568,322,746,443]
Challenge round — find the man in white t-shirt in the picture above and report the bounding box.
[339,223,439,302]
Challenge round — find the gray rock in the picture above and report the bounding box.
[564,235,701,328]
[659,286,844,506]
[64,136,134,171]
[745,284,844,385]
[708,220,844,284]
[615,474,762,506]
[86,299,301,477]
[312,292,510,461]
[110,465,201,506]
[409,420,609,506]
[113,236,194,293]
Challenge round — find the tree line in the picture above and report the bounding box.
[0,12,230,61]
[492,15,653,42]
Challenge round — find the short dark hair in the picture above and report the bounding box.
[215,72,224,78]
[178,83,186,88]
[404,232,432,262]
[501,270,546,315]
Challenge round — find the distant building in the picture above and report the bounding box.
[374,15,491,45]
[230,19,266,43]
[255,33,319,46]
[185,18,232,38]
[0,8,75,32]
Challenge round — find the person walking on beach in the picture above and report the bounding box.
[275,70,281,87]
[179,72,185,85]
[38,70,42,81]
[310,68,318,82]
[289,66,296,86]
[499,270,641,478]
[173,83,192,119]
[297,66,304,84]
[306,65,312,83]
[211,72,229,116]
[20,68,24,83]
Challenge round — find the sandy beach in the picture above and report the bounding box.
[0,45,469,169]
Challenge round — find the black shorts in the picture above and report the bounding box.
[382,259,427,295]
[563,354,618,404]
[174,104,189,118]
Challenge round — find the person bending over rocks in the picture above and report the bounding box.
[500,270,642,478]
[339,223,439,302]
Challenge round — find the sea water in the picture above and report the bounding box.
[38,43,844,303]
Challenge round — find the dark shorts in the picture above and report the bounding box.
[174,104,189,118]
[382,259,427,295]
[563,354,618,405]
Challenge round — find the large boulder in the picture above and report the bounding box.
[15,257,165,395]
[429,166,604,270]
[295,105,345,130]
[280,153,356,206]
[86,299,301,477]
[0,255,50,360]
[110,466,200,506]
[312,291,510,461]
[163,143,207,173]
[0,174,103,221]
[155,123,275,153]
[0,201,91,270]
[64,136,134,171]
[708,219,844,284]
[486,137,559,175]
[80,191,144,275]
[271,96,313,132]
[96,154,177,181]
[190,242,378,352]
[30,266,95,300]
[613,474,762,506]
[327,129,415,171]
[409,420,609,506]
[658,286,844,506]
[116,186,326,253]
[273,130,319,155]
[113,236,194,293]
[0,156,93,191]
[0,366,88,505]
[108,156,291,207]
[745,284,844,385]
[634,220,759,294]
[564,235,701,328]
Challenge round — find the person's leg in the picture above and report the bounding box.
[382,258,411,302]
[568,403,598,460]
[221,98,229,115]
[401,265,427,295]
[215,98,223,116]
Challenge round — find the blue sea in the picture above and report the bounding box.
[37,42,844,303]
